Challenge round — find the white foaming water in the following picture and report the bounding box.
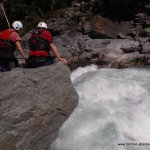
[50,65,150,150]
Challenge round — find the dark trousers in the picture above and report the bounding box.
[27,56,54,68]
[0,57,19,72]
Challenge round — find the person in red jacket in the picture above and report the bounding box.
[0,21,27,72]
[28,22,67,68]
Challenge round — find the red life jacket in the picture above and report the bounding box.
[0,29,16,51]
[29,29,50,57]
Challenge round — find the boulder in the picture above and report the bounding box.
[141,43,150,53]
[0,63,79,150]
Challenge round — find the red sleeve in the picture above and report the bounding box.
[41,30,53,43]
[10,32,22,42]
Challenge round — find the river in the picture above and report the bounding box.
[50,65,150,150]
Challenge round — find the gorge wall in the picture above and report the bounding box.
[46,1,150,69]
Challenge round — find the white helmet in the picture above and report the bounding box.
[12,21,23,30]
[37,22,48,29]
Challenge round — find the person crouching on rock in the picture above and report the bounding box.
[0,21,27,72]
[27,22,67,68]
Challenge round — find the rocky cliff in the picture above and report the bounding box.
[21,30,150,70]
[0,63,79,150]
[2,1,150,69]
[43,1,150,69]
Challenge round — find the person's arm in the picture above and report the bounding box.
[50,43,67,64]
[15,41,26,59]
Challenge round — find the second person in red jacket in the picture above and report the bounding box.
[28,22,67,68]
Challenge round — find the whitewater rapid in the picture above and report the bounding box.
[50,65,150,150]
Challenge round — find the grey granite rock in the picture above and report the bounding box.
[0,62,79,150]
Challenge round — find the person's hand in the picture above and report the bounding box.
[59,58,67,65]
[25,58,29,65]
